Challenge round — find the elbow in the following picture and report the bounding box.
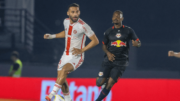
[95,39,99,45]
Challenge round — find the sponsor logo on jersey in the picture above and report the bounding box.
[99,72,103,76]
[111,40,126,47]
[73,30,77,34]
[116,33,121,38]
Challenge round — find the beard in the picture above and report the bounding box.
[113,20,121,25]
[69,15,79,22]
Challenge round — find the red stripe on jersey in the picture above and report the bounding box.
[66,25,73,55]
[75,34,85,69]
[81,34,85,50]
[78,19,85,25]
[123,25,125,28]
[112,26,114,29]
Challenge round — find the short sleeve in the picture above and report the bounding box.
[129,28,139,41]
[83,24,94,38]
[102,32,109,45]
[13,63,19,71]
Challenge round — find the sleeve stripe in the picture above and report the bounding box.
[102,41,105,44]
[136,38,139,41]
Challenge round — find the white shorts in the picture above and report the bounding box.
[57,52,84,71]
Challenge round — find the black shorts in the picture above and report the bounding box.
[97,60,128,82]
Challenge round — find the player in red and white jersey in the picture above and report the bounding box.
[44,3,99,101]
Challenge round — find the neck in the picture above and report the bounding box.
[70,19,74,24]
[114,22,122,29]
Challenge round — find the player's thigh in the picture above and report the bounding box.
[98,61,112,78]
[109,66,126,82]
[57,63,74,76]
[96,61,112,86]
[96,77,107,87]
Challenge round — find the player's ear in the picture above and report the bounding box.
[121,17,124,21]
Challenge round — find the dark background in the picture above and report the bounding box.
[1,0,180,78]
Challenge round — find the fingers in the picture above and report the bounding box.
[44,34,50,39]
[72,48,81,56]
[108,54,115,62]
[112,54,116,57]
[168,51,174,56]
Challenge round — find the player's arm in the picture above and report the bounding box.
[44,30,65,39]
[130,28,141,47]
[72,24,99,56]
[9,64,19,77]
[102,31,115,62]
[72,34,99,56]
[168,51,180,58]
[82,34,99,52]
[102,44,115,62]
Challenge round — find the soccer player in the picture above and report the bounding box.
[95,10,141,101]
[44,3,99,101]
[168,51,180,58]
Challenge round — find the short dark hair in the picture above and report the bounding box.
[11,51,19,58]
[113,10,123,15]
[68,3,79,10]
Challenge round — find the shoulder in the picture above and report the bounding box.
[123,25,133,31]
[79,18,92,29]
[104,26,113,35]
[78,18,86,25]
[63,18,70,24]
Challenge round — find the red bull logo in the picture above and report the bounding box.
[111,40,126,47]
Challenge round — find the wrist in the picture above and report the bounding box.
[106,51,110,55]
[81,48,85,52]
[50,34,56,39]
[174,52,178,56]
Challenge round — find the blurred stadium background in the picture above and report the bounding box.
[0,0,180,101]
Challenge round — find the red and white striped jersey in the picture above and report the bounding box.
[63,18,94,55]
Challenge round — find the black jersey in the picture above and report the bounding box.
[102,25,139,61]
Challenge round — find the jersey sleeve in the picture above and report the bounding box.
[82,23,94,38]
[129,28,139,41]
[102,31,109,45]
[63,19,66,28]
[13,63,19,71]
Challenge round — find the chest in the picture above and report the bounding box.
[108,29,130,41]
[65,24,84,39]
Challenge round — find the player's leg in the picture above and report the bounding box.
[96,61,112,87]
[46,63,74,101]
[96,66,124,101]
[61,80,72,101]
[96,77,107,87]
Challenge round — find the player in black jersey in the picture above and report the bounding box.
[96,10,141,101]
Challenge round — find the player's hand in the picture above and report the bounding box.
[107,52,115,62]
[44,34,56,39]
[72,48,83,56]
[168,51,174,57]
[132,40,139,47]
